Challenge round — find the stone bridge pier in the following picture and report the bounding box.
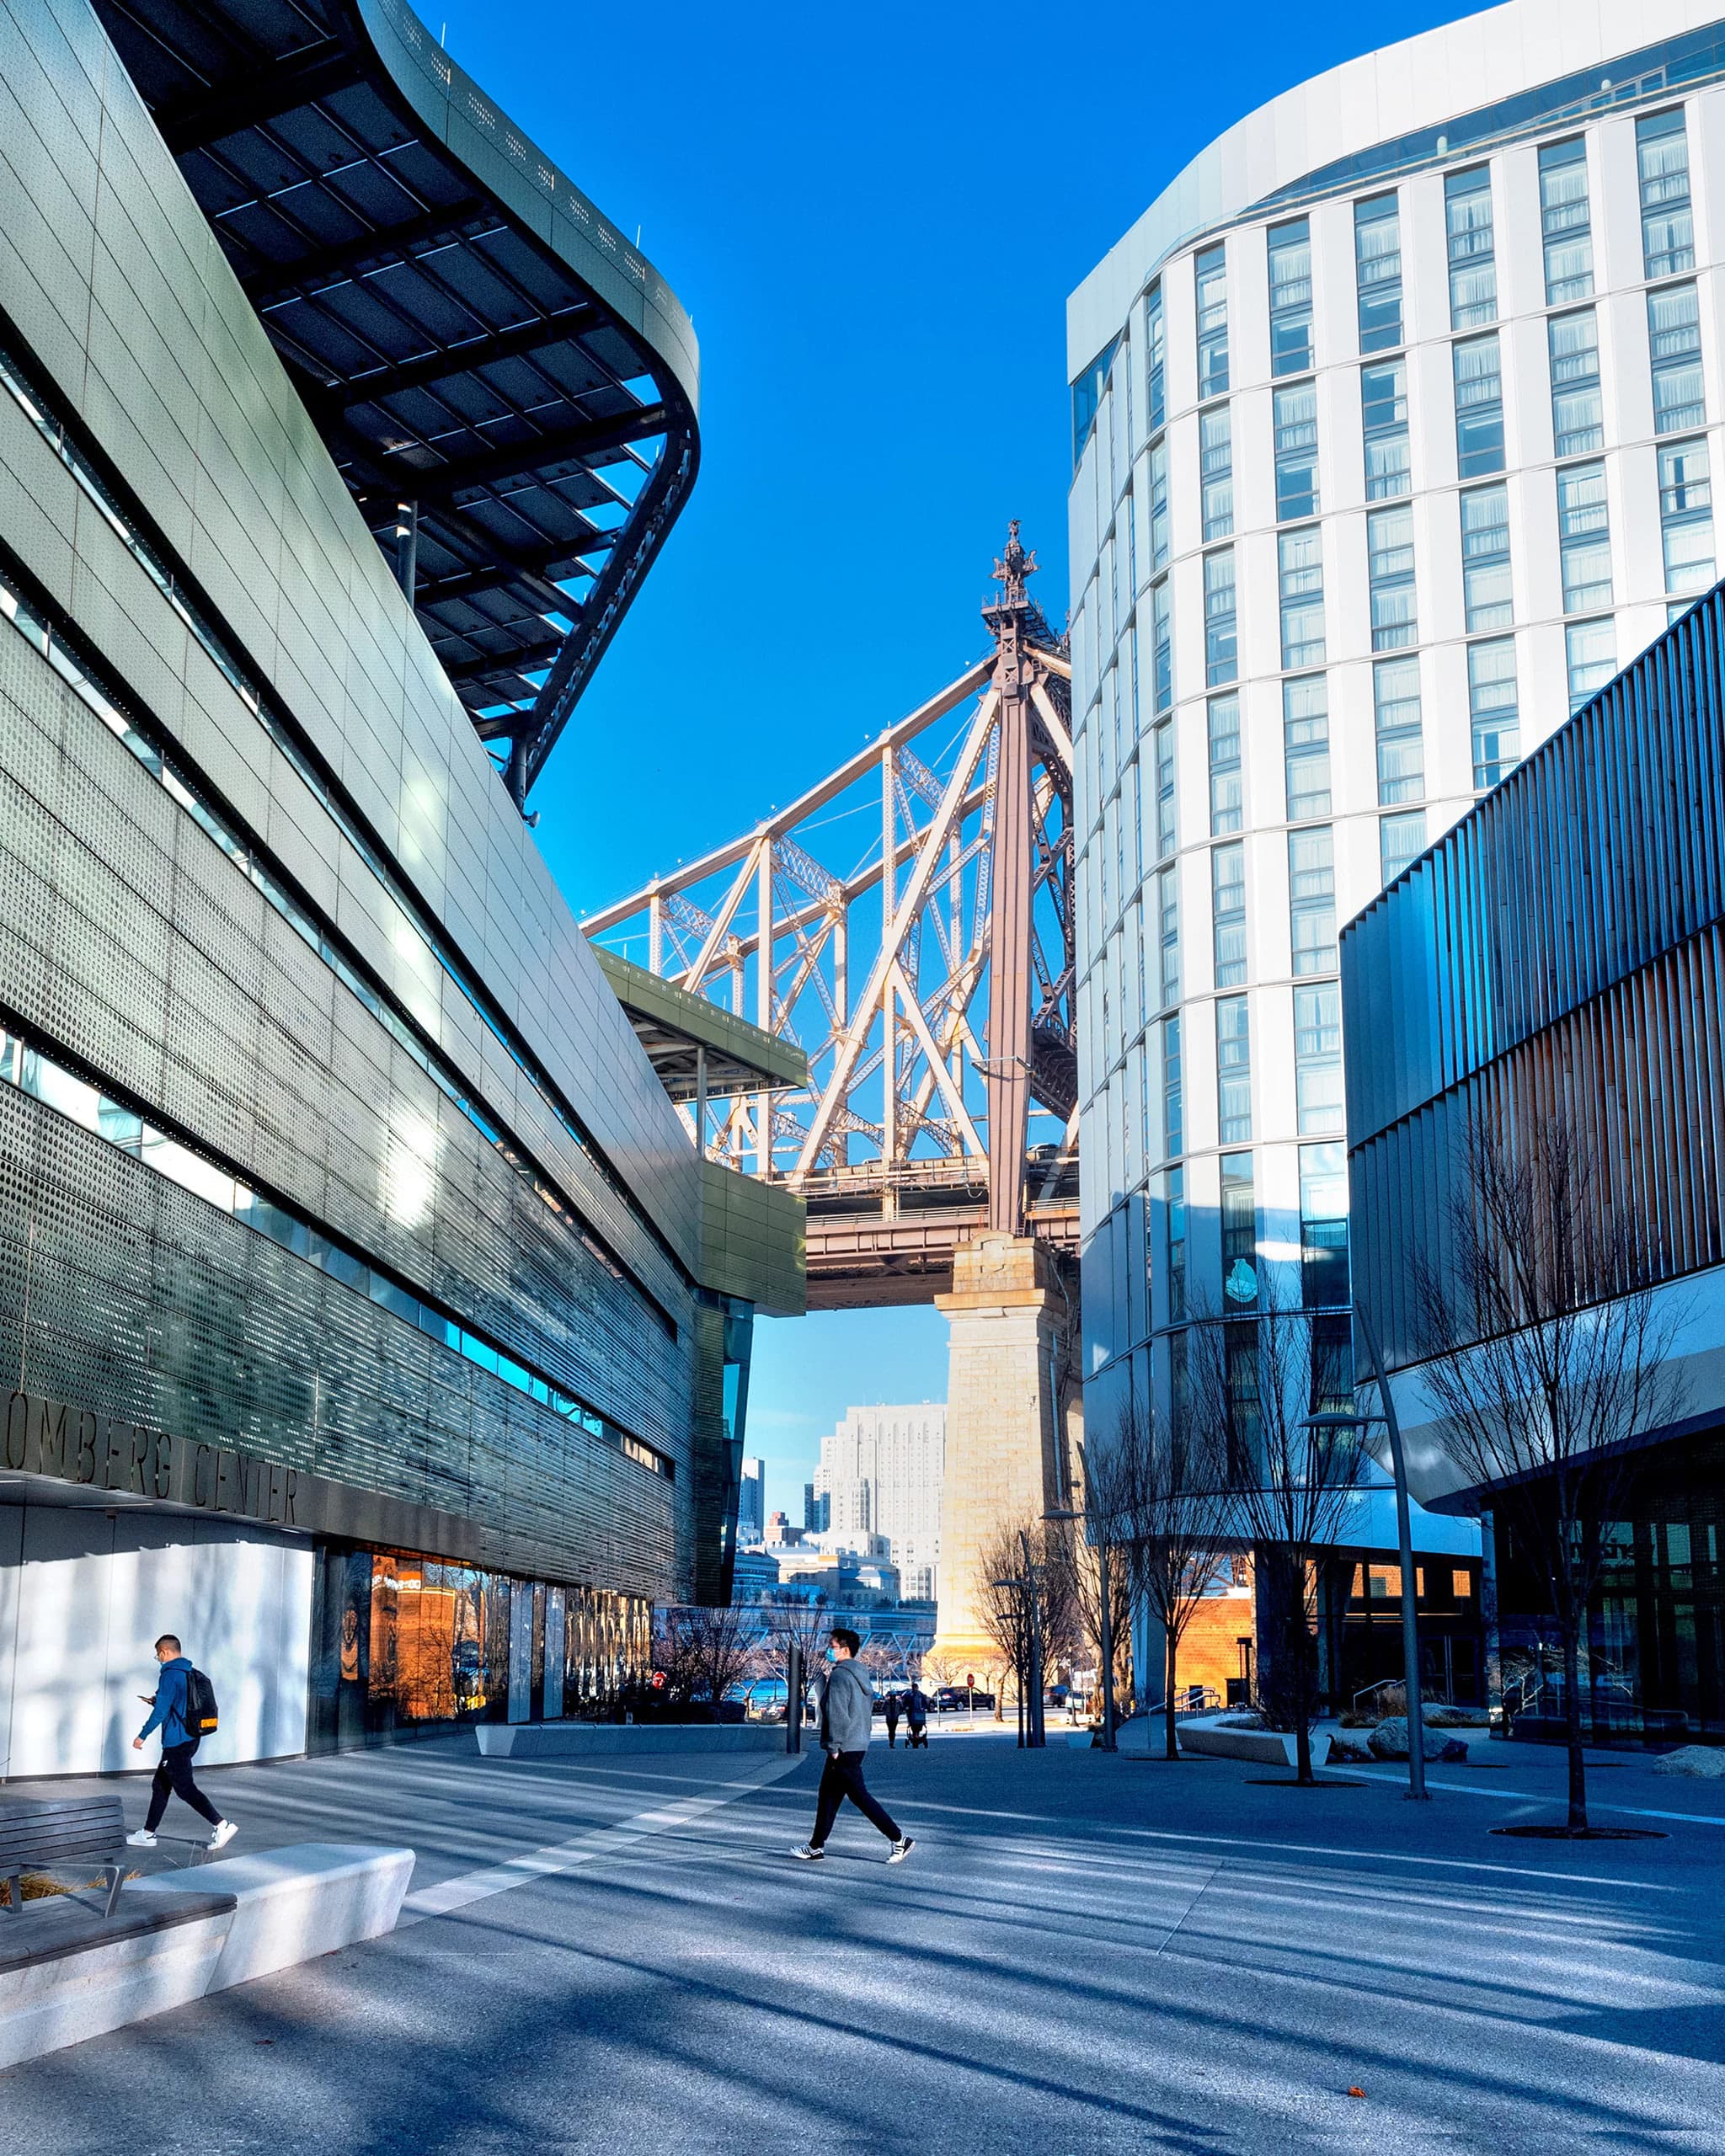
[931,1233,1081,1680]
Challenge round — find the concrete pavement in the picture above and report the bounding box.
[5,1726,1724,2153]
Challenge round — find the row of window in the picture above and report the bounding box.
[0,561,676,1354]
[1157,1142,1349,1329]
[1139,106,1697,437]
[0,329,686,1305]
[0,1022,673,1479]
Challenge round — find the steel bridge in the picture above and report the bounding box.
[584,526,1078,1310]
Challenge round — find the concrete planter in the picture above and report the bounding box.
[0,1843,411,2068]
[1177,1714,1332,1769]
[475,1721,788,1758]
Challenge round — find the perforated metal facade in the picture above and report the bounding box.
[0,0,718,1718]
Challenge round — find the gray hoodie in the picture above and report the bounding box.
[812,1656,874,1753]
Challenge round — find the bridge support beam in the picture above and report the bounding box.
[931,1232,1079,1678]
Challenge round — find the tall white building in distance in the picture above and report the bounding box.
[737,1457,766,1546]
[1068,0,1725,1424]
[812,1406,946,1603]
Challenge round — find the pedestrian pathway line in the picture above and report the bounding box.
[398,1753,804,1924]
[1342,1765,1725,1827]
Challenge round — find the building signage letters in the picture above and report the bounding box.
[3,1390,300,1526]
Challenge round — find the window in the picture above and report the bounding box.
[1649,283,1705,435]
[1637,108,1695,280]
[1278,526,1325,669]
[1548,310,1602,457]
[1157,862,1180,1007]
[1366,504,1418,650]
[1211,841,1246,988]
[1461,483,1513,631]
[1268,219,1314,376]
[1467,636,1519,788]
[1154,718,1176,859]
[1146,284,1166,433]
[1220,1154,1258,1309]
[1453,333,1504,478]
[1354,192,1402,354]
[1361,358,1410,499]
[1373,655,1424,803]
[1196,243,1229,399]
[1557,462,1612,612]
[1380,807,1427,885]
[1151,576,1173,712]
[1566,617,1617,712]
[1200,404,1234,540]
[1204,548,1237,686]
[1300,1143,1350,1310]
[1288,827,1337,976]
[1538,136,1593,303]
[1659,439,1715,595]
[1216,995,1252,1144]
[1162,1015,1183,1160]
[1165,1165,1187,1321]
[1283,675,1331,822]
[1294,982,1343,1134]
[1445,165,1497,328]
[1274,381,1320,521]
[1208,692,1242,835]
[1148,439,1171,574]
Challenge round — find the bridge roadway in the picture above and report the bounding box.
[799,1152,1078,1310]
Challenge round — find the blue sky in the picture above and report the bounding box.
[436,0,1478,1514]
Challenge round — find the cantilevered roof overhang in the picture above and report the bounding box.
[92,0,699,803]
[591,950,807,1106]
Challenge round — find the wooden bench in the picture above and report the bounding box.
[0,1794,129,1920]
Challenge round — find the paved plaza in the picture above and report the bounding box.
[8,1728,1725,2153]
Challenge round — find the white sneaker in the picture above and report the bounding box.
[207,1820,238,1851]
[126,1829,158,1849]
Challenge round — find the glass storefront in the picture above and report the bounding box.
[1493,1430,1725,1746]
[307,1544,650,1751]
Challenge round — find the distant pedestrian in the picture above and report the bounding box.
[791,1628,913,1865]
[884,1691,901,1747]
[905,1680,929,1750]
[127,1635,238,1851]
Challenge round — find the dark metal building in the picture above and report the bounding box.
[1343,584,1725,1746]
[0,0,794,1775]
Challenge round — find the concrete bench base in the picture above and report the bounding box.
[477,1721,788,1758]
[1178,1716,1332,1769]
[0,1844,412,2068]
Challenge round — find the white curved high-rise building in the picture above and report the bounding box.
[1069,2,1725,1422]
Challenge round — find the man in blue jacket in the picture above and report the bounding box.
[791,1628,913,1864]
[126,1635,237,1850]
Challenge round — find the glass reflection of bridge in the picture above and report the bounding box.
[584,527,1079,1312]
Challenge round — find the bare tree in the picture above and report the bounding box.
[1413,1114,1683,1832]
[1099,1396,1235,1761]
[1056,1441,1135,1722]
[759,1592,832,1726]
[657,1605,758,1716]
[975,1517,1074,1744]
[1188,1281,1362,1785]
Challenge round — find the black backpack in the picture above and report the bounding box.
[183,1668,219,1737]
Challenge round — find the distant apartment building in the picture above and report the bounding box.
[738,1458,767,1545]
[813,1406,946,1604]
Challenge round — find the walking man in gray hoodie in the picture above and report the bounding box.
[792,1627,913,1863]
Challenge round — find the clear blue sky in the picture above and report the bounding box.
[436,0,1478,1511]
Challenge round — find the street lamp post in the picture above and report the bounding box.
[1304,1304,1429,1801]
[1018,1529,1047,1748]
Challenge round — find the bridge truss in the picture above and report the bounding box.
[584,528,1079,1306]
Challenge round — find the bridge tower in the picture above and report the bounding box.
[582,526,1081,1668]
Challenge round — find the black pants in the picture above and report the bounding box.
[885,1721,899,1748]
[145,1739,222,1833]
[811,1749,901,1847]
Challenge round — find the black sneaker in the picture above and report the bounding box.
[887,1837,915,1865]
[790,1843,825,1861]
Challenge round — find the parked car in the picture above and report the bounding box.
[934,1685,994,1711]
